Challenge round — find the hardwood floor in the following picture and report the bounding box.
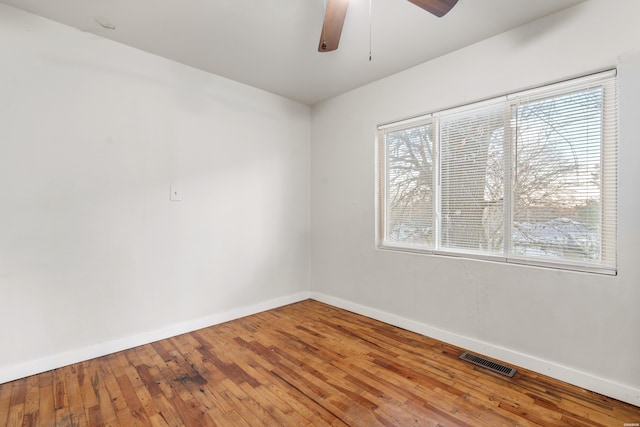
[1,300,639,426]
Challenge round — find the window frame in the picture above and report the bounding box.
[377,70,618,275]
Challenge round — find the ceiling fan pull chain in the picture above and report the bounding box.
[369,0,372,61]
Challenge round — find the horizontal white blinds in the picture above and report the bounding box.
[439,102,508,255]
[382,119,436,248]
[378,70,617,274]
[509,72,617,271]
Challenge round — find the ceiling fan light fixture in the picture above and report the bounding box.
[317,0,459,53]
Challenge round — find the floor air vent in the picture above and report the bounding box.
[459,352,517,377]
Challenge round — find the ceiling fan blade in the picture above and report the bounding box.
[406,0,458,17]
[318,0,350,52]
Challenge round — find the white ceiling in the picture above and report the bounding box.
[1,0,584,105]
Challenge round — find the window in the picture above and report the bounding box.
[378,71,617,274]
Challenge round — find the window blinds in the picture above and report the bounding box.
[378,70,617,274]
[508,71,617,272]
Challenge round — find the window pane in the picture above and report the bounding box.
[440,106,507,253]
[385,123,435,247]
[512,88,603,262]
[378,71,616,274]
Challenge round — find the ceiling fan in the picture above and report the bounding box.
[318,0,459,52]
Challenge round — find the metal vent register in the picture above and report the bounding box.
[459,352,517,377]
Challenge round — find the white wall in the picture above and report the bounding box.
[311,0,640,405]
[0,4,310,382]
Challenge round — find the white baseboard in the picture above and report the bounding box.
[0,291,311,385]
[310,292,640,408]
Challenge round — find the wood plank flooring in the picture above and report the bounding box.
[1,300,639,426]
